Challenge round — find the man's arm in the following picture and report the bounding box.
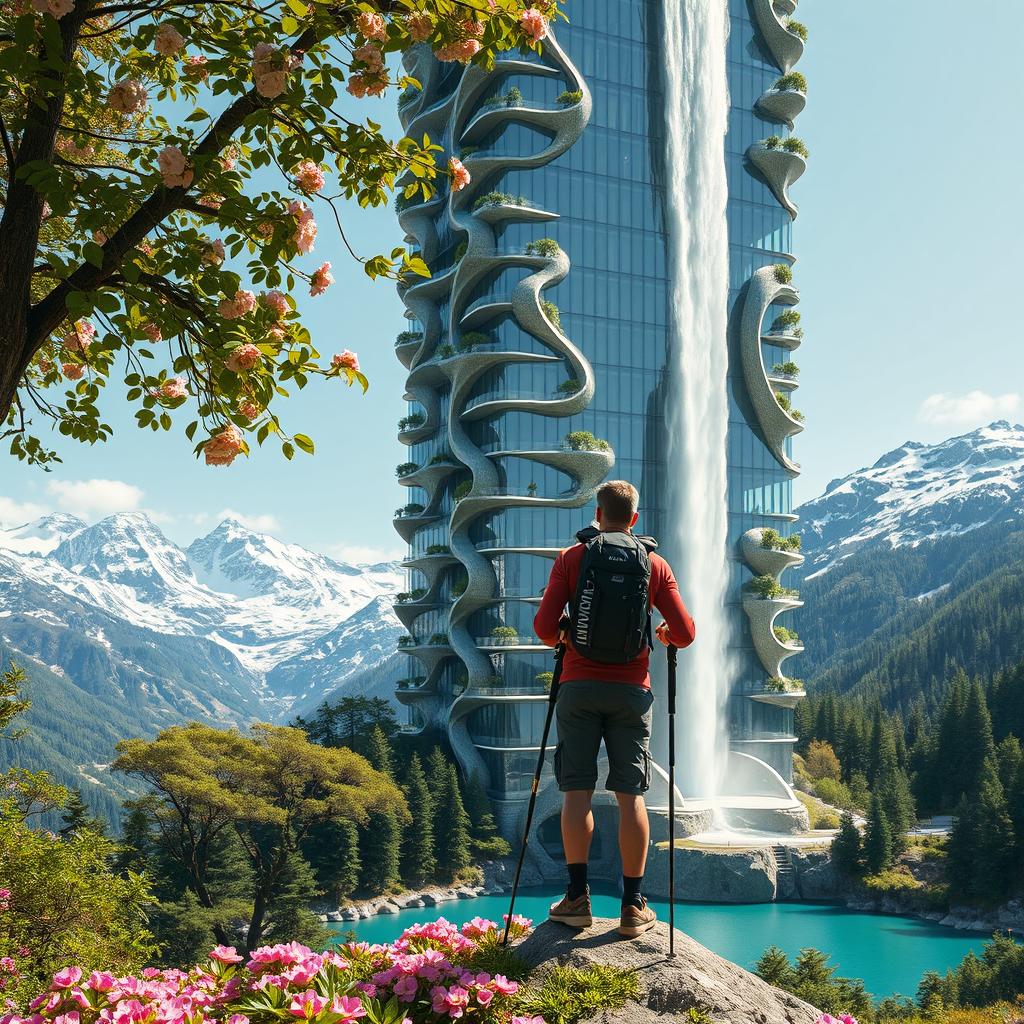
[533,552,571,647]
[652,557,696,648]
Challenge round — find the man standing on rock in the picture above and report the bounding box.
[533,480,696,937]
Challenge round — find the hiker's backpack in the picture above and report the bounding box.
[569,528,657,664]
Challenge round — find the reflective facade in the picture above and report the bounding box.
[394,0,807,823]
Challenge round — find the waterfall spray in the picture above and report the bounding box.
[661,0,733,803]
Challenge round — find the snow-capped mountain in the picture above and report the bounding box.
[0,512,87,555]
[799,421,1024,575]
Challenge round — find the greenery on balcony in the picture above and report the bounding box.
[747,574,799,600]
[525,238,560,258]
[396,462,418,478]
[397,635,416,648]
[760,528,802,553]
[396,330,423,345]
[458,330,493,351]
[527,481,538,496]
[774,625,801,645]
[556,378,581,395]
[771,361,800,377]
[437,343,455,358]
[395,502,425,518]
[491,626,519,640]
[425,543,451,555]
[428,450,454,464]
[772,308,802,330]
[556,89,583,106]
[453,240,467,262]
[398,412,426,432]
[773,263,793,284]
[766,675,804,693]
[472,190,531,211]
[536,671,554,690]
[774,71,808,93]
[774,391,805,421]
[782,136,809,158]
[563,430,611,452]
[540,299,561,327]
[785,18,808,41]
[396,588,427,604]
[451,576,468,597]
[482,85,523,108]
[453,480,472,502]
[427,633,449,646]
[396,675,426,689]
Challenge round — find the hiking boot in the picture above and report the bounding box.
[618,896,657,937]
[548,891,593,928]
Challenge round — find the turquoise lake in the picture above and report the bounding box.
[331,890,993,1001]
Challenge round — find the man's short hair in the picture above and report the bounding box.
[596,480,639,527]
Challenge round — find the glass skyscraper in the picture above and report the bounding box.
[393,0,808,832]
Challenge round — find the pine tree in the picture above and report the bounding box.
[947,793,978,899]
[359,807,402,894]
[303,817,361,903]
[960,680,996,797]
[367,725,394,779]
[400,753,436,886]
[864,793,893,874]
[970,758,1017,901]
[463,772,511,859]
[115,801,154,876]
[830,811,862,876]
[755,946,794,987]
[60,789,104,837]
[434,762,471,881]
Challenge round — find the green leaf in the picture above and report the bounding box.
[293,433,315,455]
[285,0,309,16]
[282,15,299,33]
[282,441,295,461]
[83,242,105,268]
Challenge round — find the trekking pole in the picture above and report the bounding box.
[667,642,678,959]
[501,639,566,946]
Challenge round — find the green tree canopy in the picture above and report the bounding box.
[0,0,562,466]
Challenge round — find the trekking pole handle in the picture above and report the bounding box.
[667,643,677,705]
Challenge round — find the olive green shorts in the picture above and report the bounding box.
[553,680,654,795]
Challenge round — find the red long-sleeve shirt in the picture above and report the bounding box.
[533,538,696,687]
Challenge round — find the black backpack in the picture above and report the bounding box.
[569,528,657,664]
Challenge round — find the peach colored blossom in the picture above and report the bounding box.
[38,357,53,375]
[219,290,256,320]
[435,38,480,63]
[137,239,154,256]
[63,320,95,353]
[201,239,225,266]
[346,73,386,99]
[93,229,108,244]
[257,220,275,238]
[407,13,433,42]
[262,290,288,319]
[287,200,317,254]
[183,55,209,80]
[239,400,260,421]
[62,362,84,380]
[448,156,470,191]
[107,78,148,114]
[309,262,333,297]
[353,43,384,71]
[32,0,74,19]
[332,350,359,372]
[159,377,187,400]
[220,147,238,171]
[57,137,94,160]
[266,324,286,343]
[204,424,245,466]
[356,11,387,41]
[142,323,162,341]
[293,160,326,193]
[519,7,548,42]
[154,23,185,56]
[225,342,261,371]
[463,19,484,37]
[158,145,193,188]
[252,43,294,99]
[198,193,223,210]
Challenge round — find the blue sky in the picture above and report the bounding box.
[3,0,1022,561]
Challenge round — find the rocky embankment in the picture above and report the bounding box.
[516,918,821,1024]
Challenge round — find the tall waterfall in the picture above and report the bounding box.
[661,0,733,801]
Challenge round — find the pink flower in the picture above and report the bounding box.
[63,319,95,352]
[158,145,193,188]
[159,378,187,400]
[293,160,326,193]
[435,38,480,63]
[519,7,548,42]
[225,343,261,372]
[261,290,288,319]
[210,946,243,964]
[199,193,223,210]
[52,969,82,990]
[183,55,209,81]
[219,290,257,320]
[356,11,387,41]
[204,424,245,466]
[463,19,484,38]
[393,976,418,1003]
[346,73,387,100]
[287,200,317,254]
[511,1017,544,1024]
[461,917,497,939]
[289,991,326,1020]
[220,148,237,171]
[407,13,433,41]
[107,78,148,114]
[252,43,293,99]
[353,43,384,72]
[201,239,225,266]
[239,400,260,421]
[329,997,365,1021]
[332,350,359,372]
[87,972,115,993]
[32,0,74,19]
[228,1016,249,1024]
[491,975,518,996]
[154,23,185,56]
[142,323,162,341]
[38,357,53,375]
[475,990,493,1007]
[448,156,470,192]
[309,262,333,297]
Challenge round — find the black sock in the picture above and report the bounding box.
[622,874,644,909]
[567,862,588,899]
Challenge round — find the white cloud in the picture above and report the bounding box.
[918,390,1021,427]
[327,542,405,565]
[0,495,50,529]
[216,508,281,534]
[46,478,144,518]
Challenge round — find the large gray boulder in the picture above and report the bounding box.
[515,918,821,1024]
[645,847,777,903]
